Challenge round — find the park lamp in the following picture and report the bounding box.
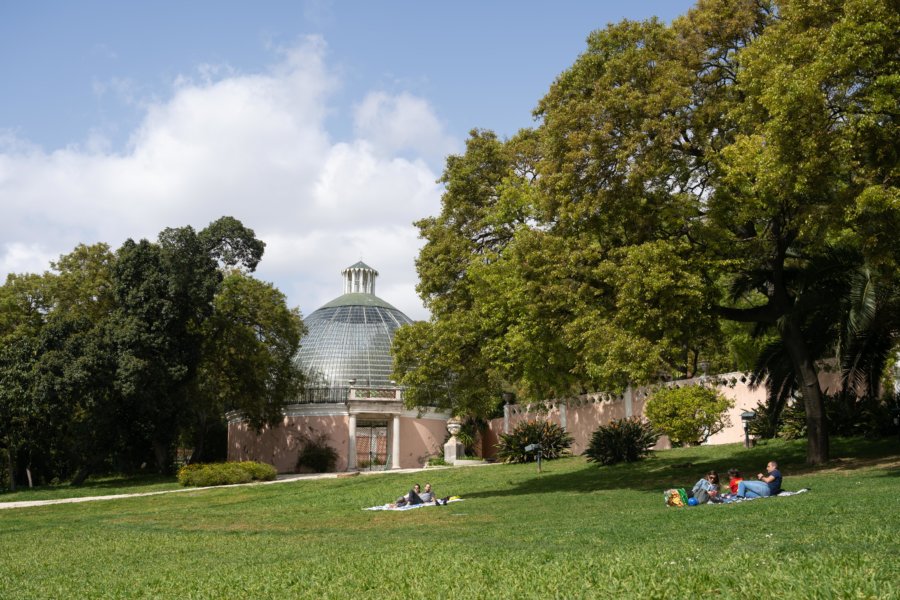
[740,410,756,448]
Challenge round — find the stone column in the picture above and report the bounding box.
[559,401,567,431]
[391,414,401,469]
[503,403,510,434]
[347,414,357,471]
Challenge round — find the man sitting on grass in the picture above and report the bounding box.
[737,461,782,498]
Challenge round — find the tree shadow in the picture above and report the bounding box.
[0,474,176,499]
[464,437,899,499]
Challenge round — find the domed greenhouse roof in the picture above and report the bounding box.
[296,263,414,403]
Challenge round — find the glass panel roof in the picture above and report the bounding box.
[295,302,414,403]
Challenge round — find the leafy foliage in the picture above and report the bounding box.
[495,420,573,464]
[295,432,339,473]
[644,386,733,447]
[397,0,900,467]
[177,461,276,487]
[584,418,660,466]
[750,394,897,441]
[0,216,301,487]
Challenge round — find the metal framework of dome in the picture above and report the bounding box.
[296,262,414,403]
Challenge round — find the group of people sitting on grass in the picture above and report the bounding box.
[391,482,451,507]
[669,460,783,506]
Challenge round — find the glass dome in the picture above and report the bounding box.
[296,263,414,403]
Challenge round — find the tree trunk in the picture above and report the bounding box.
[153,440,171,474]
[5,447,15,492]
[189,434,205,466]
[71,465,92,486]
[189,415,207,465]
[781,317,830,465]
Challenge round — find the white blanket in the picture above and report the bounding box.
[364,498,463,511]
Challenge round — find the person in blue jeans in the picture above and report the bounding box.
[737,461,782,498]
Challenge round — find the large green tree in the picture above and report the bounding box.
[109,218,268,472]
[189,271,305,462]
[0,216,298,485]
[397,0,898,464]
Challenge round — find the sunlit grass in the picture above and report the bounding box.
[1,437,898,599]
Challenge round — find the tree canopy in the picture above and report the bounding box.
[394,0,899,464]
[0,217,304,488]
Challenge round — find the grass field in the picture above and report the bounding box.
[1,437,898,599]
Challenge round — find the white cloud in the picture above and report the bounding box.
[354,91,457,163]
[0,243,57,276]
[0,36,447,320]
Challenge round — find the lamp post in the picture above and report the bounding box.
[740,410,756,448]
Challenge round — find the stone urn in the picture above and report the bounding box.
[444,417,465,463]
[446,417,462,437]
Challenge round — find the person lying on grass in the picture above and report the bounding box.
[419,483,435,502]
[390,483,451,507]
[421,483,451,505]
[392,483,424,507]
[737,461,782,498]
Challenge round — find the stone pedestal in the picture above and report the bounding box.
[444,437,465,463]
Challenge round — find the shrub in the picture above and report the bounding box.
[427,456,449,467]
[495,420,573,464]
[584,418,659,466]
[752,394,897,441]
[177,461,276,487]
[296,432,339,473]
[644,385,733,446]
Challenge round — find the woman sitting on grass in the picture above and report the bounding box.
[690,470,720,504]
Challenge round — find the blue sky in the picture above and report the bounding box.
[1,0,696,319]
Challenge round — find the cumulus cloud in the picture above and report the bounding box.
[354,91,456,163]
[0,37,451,320]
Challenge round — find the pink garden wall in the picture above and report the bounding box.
[483,372,771,459]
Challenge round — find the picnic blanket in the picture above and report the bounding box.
[717,488,810,504]
[365,498,463,511]
[666,488,810,507]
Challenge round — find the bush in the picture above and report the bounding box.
[177,461,277,487]
[495,420,573,464]
[296,433,339,473]
[584,418,660,466]
[644,385,733,446]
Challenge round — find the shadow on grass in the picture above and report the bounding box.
[0,473,177,499]
[465,436,900,499]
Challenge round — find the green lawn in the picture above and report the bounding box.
[1,437,898,599]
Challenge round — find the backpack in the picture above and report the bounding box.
[664,488,688,507]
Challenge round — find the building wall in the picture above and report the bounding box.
[227,406,450,472]
[229,413,352,473]
[398,416,447,467]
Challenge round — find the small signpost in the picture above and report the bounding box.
[524,443,543,473]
